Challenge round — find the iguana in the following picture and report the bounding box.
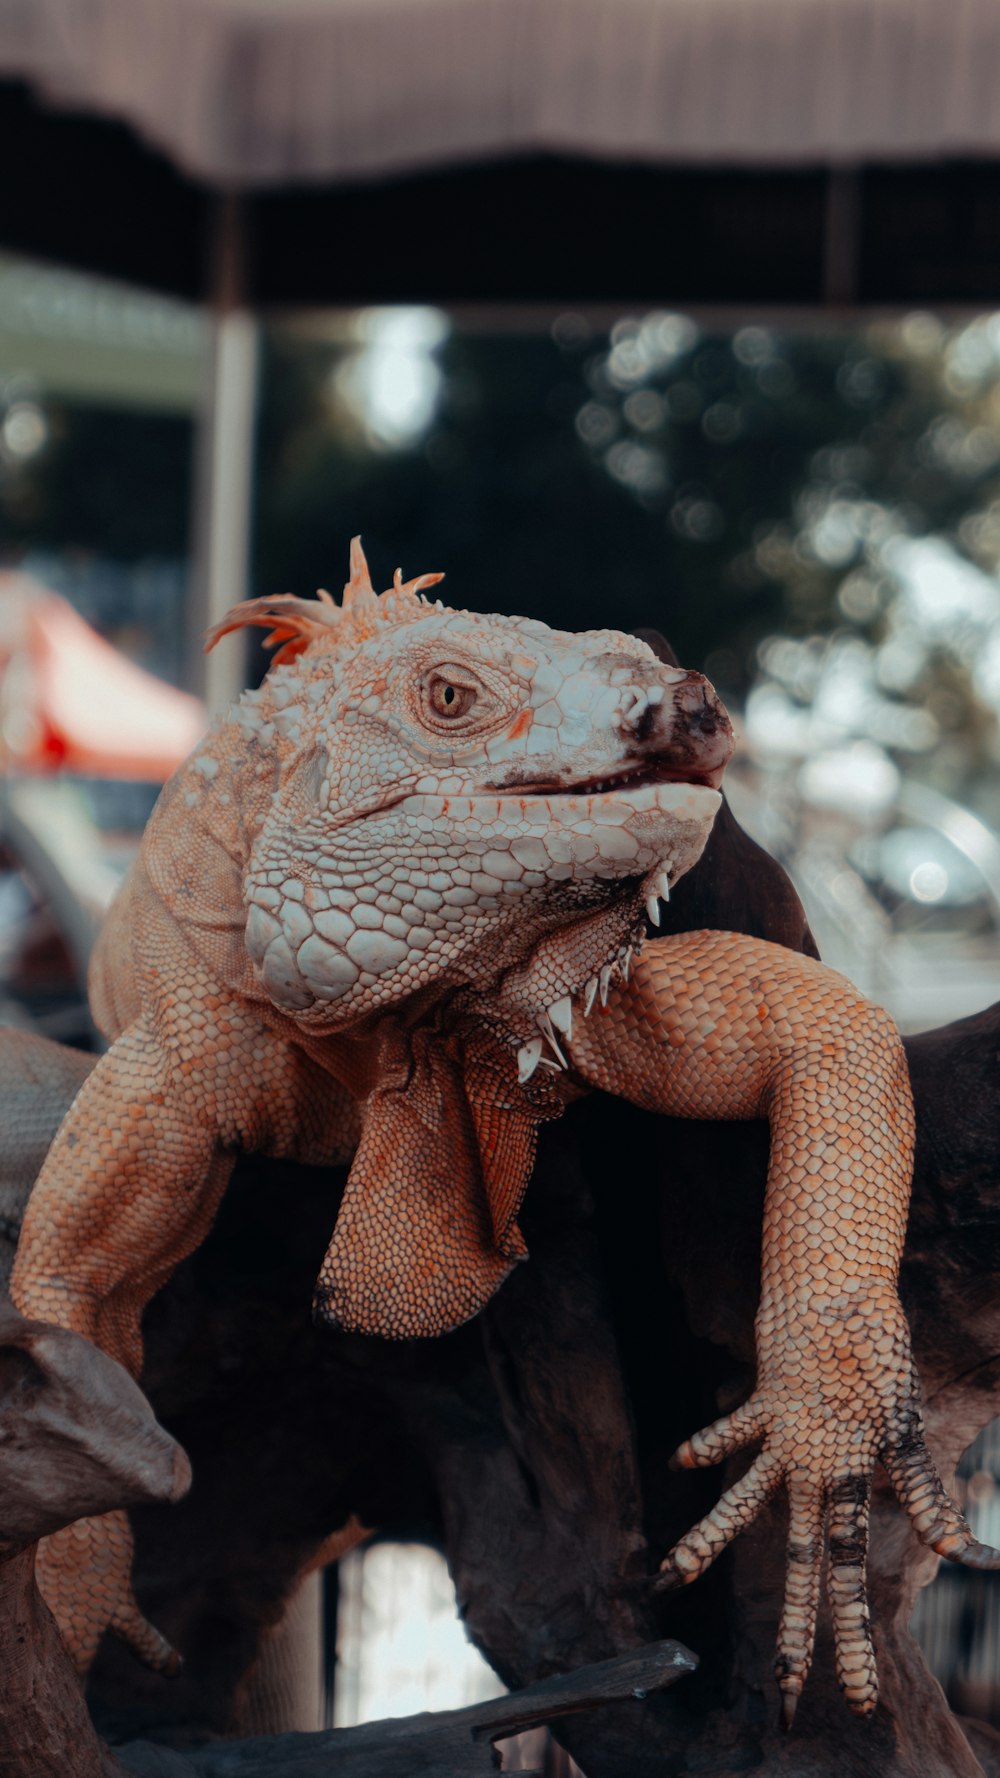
[8,540,997,1725]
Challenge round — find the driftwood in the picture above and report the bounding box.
[0,1302,187,1778]
[0,1281,695,1777]
[2,758,1000,1770]
[116,1640,696,1776]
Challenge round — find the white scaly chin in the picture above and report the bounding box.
[244,777,721,1037]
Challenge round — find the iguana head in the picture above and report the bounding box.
[211,540,732,1069]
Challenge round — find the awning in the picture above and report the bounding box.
[5,0,1000,188]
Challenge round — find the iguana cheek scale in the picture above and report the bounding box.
[9,540,997,1724]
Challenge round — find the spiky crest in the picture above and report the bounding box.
[204,536,445,666]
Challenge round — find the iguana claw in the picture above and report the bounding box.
[656,1336,1000,1724]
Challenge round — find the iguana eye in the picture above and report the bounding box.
[426,673,478,719]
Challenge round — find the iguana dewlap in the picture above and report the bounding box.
[9,540,996,1721]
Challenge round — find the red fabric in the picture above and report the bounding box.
[1,583,206,781]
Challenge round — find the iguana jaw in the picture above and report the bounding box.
[244,776,720,1032]
[489,748,728,799]
[392,775,722,825]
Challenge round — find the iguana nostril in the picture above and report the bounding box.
[665,677,734,764]
[690,695,721,734]
[634,703,657,744]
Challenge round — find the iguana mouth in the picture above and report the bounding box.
[504,756,726,797]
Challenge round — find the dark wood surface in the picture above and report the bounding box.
[0,1303,184,1778]
[117,1640,696,1776]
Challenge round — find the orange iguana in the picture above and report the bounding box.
[9,540,997,1724]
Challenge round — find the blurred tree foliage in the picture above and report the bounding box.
[251,312,1000,701]
[8,308,1000,742]
[1,403,193,560]
[252,327,666,651]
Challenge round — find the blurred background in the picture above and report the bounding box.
[5,1,1000,1760]
[6,292,1000,1045]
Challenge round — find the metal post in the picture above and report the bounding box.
[188,192,259,714]
[822,168,861,309]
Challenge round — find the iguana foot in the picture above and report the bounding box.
[655,1290,1000,1724]
[37,1508,181,1677]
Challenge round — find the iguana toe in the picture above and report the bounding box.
[37,1507,180,1677]
[882,1419,1000,1572]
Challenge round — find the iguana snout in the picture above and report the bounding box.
[629,666,732,786]
[489,656,732,793]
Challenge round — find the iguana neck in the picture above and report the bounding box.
[137,697,289,987]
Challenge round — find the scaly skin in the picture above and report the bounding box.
[8,540,994,1719]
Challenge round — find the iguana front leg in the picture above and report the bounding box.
[8,1007,355,1673]
[9,1017,234,1671]
[12,1020,233,1371]
[566,928,1000,1723]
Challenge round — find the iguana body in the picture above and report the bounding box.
[8,541,996,1721]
